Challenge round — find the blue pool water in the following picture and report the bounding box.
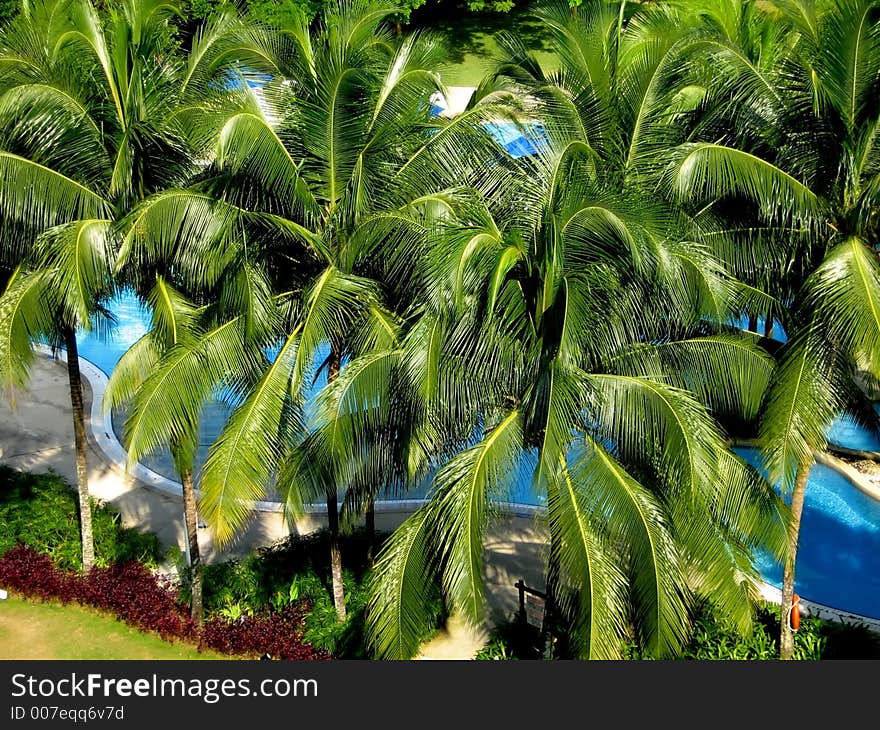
[73,292,880,616]
[77,294,151,375]
[482,121,548,158]
[827,411,880,452]
[427,102,548,158]
[220,69,272,91]
[738,448,880,618]
[731,313,788,343]
[76,291,880,616]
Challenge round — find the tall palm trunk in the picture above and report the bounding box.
[365,498,376,564]
[63,326,95,573]
[327,348,346,622]
[181,467,203,626]
[779,458,811,660]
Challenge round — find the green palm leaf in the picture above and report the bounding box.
[807,236,880,378]
[366,507,439,660]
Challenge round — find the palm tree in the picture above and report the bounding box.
[110,0,503,622]
[104,279,214,623]
[0,0,182,572]
[361,1,789,659]
[99,9,290,624]
[666,0,880,658]
[0,0,264,580]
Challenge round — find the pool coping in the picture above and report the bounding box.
[757,583,880,632]
[813,450,880,502]
[50,344,880,632]
[39,344,544,520]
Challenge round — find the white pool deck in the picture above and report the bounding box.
[431,86,477,116]
[0,353,545,659]
[2,349,880,654]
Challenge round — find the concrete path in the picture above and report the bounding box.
[0,355,548,659]
[430,86,477,117]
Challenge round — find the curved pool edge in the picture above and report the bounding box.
[757,582,880,631]
[813,450,880,502]
[39,345,279,515]
[56,345,880,631]
[51,344,546,520]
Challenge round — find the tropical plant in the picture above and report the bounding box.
[104,279,217,623]
[666,0,880,658]
[0,0,263,589]
[360,0,789,659]
[0,0,181,571]
[110,0,505,623]
[0,464,164,570]
[94,6,290,624]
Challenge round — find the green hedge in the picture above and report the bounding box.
[476,601,880,660]
[176,528,445,658]
[0,465,165,571]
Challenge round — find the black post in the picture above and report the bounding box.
[515,579,526,625]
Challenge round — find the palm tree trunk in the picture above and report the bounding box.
[748,315,758,332]
[780,458,811,660]
[181,467,203,626]
[63,327,95,573]
[327,488,346,622]
[365,498,376,564]
[327,348,346,622]
[764,317,775,339]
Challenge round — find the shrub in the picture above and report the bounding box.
[0,466,164,570]
[475,617,545,660]
[680,602,830,661]
[0,545,194,639]
[816,618,880,659]
[0,544,74,601]
[194,528,445,658]
[480,600,880,660]
[201,605,329,660]
[79,562,194,640]
[0,545,325,659]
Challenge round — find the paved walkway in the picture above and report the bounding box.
[0,355,547,659]
[431,86,477,117]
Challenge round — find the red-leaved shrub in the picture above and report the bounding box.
[202,604,329,660]
[0,544,327,660]
[0,544,74,600]
[80,562,195,640]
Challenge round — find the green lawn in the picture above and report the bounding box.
[408,3,559,86]
[0,597,225,660]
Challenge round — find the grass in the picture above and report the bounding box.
[407,1,558,86]
[0,597,226,660]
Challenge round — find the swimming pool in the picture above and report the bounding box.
[738,448,880,618]
[74,288,880,618]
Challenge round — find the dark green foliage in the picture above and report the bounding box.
[481,601,880,660]
[180,0,517,27]
[0,465,164,571]
[474,617,544,660]
[183,0,322,24]
[246,0,324,25]
[815,618,880,659]
[0,0,17,24]
[186,528,444,658]
[656,602,879,660]
[679,603,825,660]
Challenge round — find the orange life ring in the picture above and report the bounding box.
[790,594,801,632]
